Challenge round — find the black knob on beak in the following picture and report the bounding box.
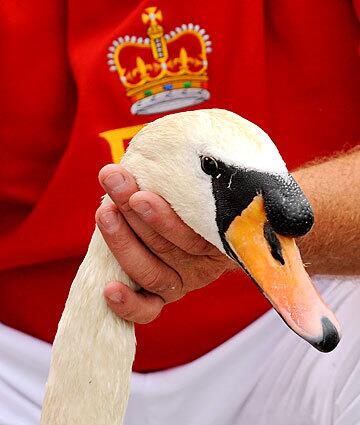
[262,175,314,237]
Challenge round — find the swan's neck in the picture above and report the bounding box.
[41,225,136,425]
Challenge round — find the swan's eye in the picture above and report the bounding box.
[201,156,219,176]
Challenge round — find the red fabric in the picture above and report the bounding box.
[0,0,359,372]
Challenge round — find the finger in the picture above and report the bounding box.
[96,203,183,301]
[104,282,165,324]
[120,204,186,258]
[98,164,138,212]
[129,191,220,256]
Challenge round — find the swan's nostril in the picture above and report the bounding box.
[263,222,285,265]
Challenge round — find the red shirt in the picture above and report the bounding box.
[1,0,359,372]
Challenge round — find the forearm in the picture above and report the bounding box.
[293,147,360,275]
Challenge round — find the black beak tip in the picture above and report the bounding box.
[311,317,341,353]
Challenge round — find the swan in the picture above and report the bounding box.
[40,108,341,425]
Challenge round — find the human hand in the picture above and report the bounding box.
[95,164,237,324]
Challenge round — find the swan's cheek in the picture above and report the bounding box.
[224,195,341,353]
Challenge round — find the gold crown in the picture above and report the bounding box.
[107,7,212,115]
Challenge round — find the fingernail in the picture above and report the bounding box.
[132,201,152,216]
[103,172,125,192]
[107,291,122,303]
[99,211,119,232]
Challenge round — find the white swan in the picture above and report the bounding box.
[40,109,341,425]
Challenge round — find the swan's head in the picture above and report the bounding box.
[122,109,341,352]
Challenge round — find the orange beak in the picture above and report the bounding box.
[225,195,341,352]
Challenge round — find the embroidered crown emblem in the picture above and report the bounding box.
[107,7,212,115]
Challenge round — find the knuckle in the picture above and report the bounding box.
[154,241,178,255]
[112,233,133,253]
[136,265,163,290]
[183,234,209,254]
[146,232,178,255]
[108,222,134,253]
